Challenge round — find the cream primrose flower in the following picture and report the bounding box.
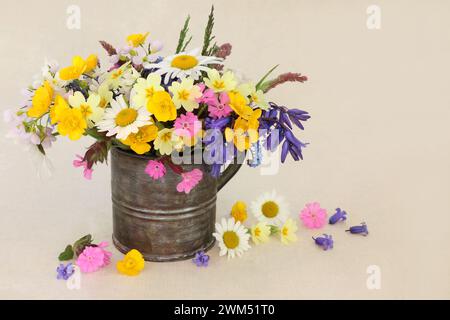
[68,91,103,126]
[213,217,251,259]
[168,78,202,112]
[130,73,164,108]
[101,62,134,90]
[145,48,223,85]
[153,128,183,155]
[250,221,271,245]
[280,218,298,245]
[251,190,290,227]
[96,95,151,140]
[96,83,113,109]
[204,69,237,93]
[237,82,269,110]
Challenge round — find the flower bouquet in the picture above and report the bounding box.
[5,7,310,261]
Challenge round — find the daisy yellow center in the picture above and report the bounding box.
[254,227,261,237]
[79,104,92,118]
[223,231,239,249]
[213,80,225,90]
[115,108,138,127]
[177,89,190,101]
[171,55,198,70]
[282,227,289,236]
[261,201,279,218]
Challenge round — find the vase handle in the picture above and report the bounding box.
[217,162,244,191]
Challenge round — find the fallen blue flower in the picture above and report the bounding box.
[192,251,210,267]
[346,222,369,236]
[329,208,347,224]
[313,234,334,250]
[56,263,75,280]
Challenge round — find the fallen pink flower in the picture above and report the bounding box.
[176,169,203,194]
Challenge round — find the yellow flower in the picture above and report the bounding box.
[131,73,163,108]
[228,91,254,120]
[280,218,298,245]
[153,128,182,155]
[204,69,237,92]
[168,78,201,111]
[225,110,261,152]
[68,91,103,126]
[236,83,269,110]
[251,221,271,245]
[231,201,248,223]
[85,54,98,73]
[97,83,113,108]
[121,125,158,154]
[59,55,97,81]
[57,107,87,140]
[49,95,69,124]
[116,249,145,276]
[27,81,53,118]
[126,32,149,47]
[147,91,177,122]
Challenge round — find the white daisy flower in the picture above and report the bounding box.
[251,190,290,227]
[213,218,251,259]
[145,48,223,84]
[96,95,151,140]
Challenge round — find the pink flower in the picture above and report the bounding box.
[145,160,166,180]
[174,112,201,138]
[96,241,112,267]
[176,169,203,194]
[299,202,328,229]
[73,154,93,180]
[196,84,216,105]
[207,92,232,118]
[76,242,112,273]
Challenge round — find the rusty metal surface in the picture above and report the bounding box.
[111,147,220,262]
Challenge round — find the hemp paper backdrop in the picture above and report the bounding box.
[0,0,449,299]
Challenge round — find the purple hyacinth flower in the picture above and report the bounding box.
[346,222,369,236]
[56,263,75,280]
[192,251,210,267]
[313,234,334,250]
[329,208,348,224]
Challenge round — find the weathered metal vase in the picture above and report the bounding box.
[111,147,242,262]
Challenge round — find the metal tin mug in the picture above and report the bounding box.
[111,147,243,262]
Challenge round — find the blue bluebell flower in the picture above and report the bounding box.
[346,222,369,236]
[329,208,347,224]
[313,234,334,250]
[259,102,309,163]
[56,263,75,280]
[192,251,210,267]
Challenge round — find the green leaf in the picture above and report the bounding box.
[73,234,93,257]
[58,245,74,261]
[201,6,216,56]
[255,65,279,91]
[176,15,191,53]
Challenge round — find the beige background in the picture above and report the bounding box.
[0,0,449,299]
